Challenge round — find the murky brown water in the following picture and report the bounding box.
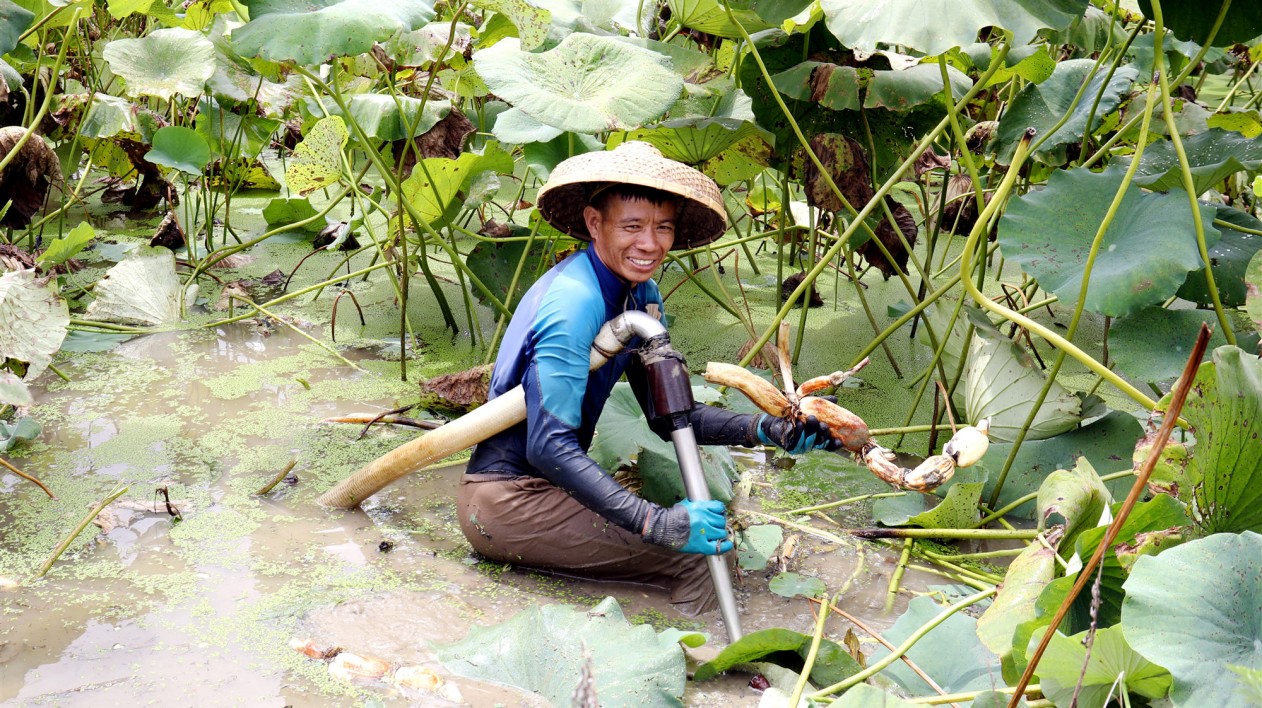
[1,320,946,706]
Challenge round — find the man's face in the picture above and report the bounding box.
[583,196,677,284]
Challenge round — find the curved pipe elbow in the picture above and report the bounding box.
[589,311,669,369]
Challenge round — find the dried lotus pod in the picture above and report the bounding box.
[943,418,991,468]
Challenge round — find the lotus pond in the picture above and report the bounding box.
[3,0,1262,706]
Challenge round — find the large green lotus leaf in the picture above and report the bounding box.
[473,34,682,134]
[195,100,281,160]
[103,28,216,101]
[975,541,1055,662]
[435,596,694,706]
[998,166,1218,317]
[820,0,1088,56]
[614,37,717,84]
[1123,531,1262,707]
[1040,5,1126,57]
[872,467,985,529]
[864,62,971,110]
[1037,457,1111,550]
[400,144,514,226]
[1207,110,1262,139]
[1133,130,1262,196]
[1169,346,1262,535]
[1249,251,1262,335]
[232,0,434,64]
[977,411,1142,519]
[285,116,347,196]
[0,416,40,452]
[145,126,211,175]
[1034,625,1172,708]
[522,130,602,180]
[82,247,196,326]
[0,269,69,380]
[36,222,94,269]
[992,60,1138,165]
[464,233,549,311]
[477,0,550,49]
[1178,205,1262,307]
[771,60,970,113]
[832,684,919,707]
[321,94,450,142]
[666,0,772,38]
[1109,307,1230,384]
[76,95,146,139]
[590,383,736,506]
[607,118,772,186]
[492,107,564,144]
[694,627,862,685]
[870,595,1003,695]
[0,370,31,407]
[734,523,782,571]
[1137,0,1262,46]
[962,324,1082,442]
[0,0,34,57]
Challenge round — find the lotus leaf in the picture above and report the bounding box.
[261,198,320,231]
[1033,625,1171,708]
[735,523,782,571]
[820,0,1088,56]
[284,116,347,197]
[522,130,602,180]
[0,416,39,451]
[58,331,134,353]
[666,0,773,38]
[962,323,1081,442]
[145,126,211,175]
[1176,206,1262,308]
[869,595,1003,695]
[82,247,196,326]
[831,684,919,707]
[1162,346,1262,535]
[0,370,30,407]
[399,144,513,226]
[194,100,282,159]
[473,34,682,134]
[998,165,1218,317]
[993,60,1138,164]
[1207,110,1262,139]
[607,118,772,186]
[491,106,564,144]
[773,60,971,114]
[36,222,94,268]
[103,28,215,101]
[1041,5,1126,56]
[613,37,718,84]
[1249,251,1262,335]
[232,0,435,65]
[76,95,149,140]
[694,627,861,685]
[975,541,1055,662]
[590,383,736,506]
[477,0,550,49]
[978,411,1142,518]
[0,0,33,57]
[872,467,985,529]
[1037,457,1111,550]
[317,94,450,143]
[1137,0,1262,46]
[1109,307,1230,383]
[1123,531,1262,707]
[464,231,548,310]
[0,269,69,380]
[1133,129,1262,195]
[769,572,826,599]
[435,596,696,707]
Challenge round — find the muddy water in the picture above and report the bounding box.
[1,325,945,705]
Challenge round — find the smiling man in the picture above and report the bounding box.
[458,142,838,615]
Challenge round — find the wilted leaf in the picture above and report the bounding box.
[0,370,31,406]
[1037,457,1111,550]
[474,34,682,134]
[399,144,513,226]
[998,165,1218,317]
[0,269,69,379]
[285,116,347,196]
[82,246,196,326]
[769,572,826,599]
[103,28,215,101]
[1123,531,1262,707]
[435,596,695,706]
[976,541,1055,661]
[477,0,550,49]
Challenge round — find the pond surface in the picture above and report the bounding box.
[0,319,951,705]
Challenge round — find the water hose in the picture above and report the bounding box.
[317,312,662,508]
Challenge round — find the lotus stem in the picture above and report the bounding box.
[255,458,298,496]
[203,260,399,328]
[850,528,1039,540]
[907,685,1043,705]
[790,589,837,707]
[35,484,128,579]
[887,538,913,612]
[239,300,366,372]
[810,587,997,698]
[0,457,55,499]
[786,491,906,516]
[743,509,849,545]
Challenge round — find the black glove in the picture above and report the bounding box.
[756,414,842,454]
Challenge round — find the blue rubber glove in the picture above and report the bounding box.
[756,414,841,454]
[678,499,733,555]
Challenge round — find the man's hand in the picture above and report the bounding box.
[678,499,733,555]
[757,414,841,454]
[642,498,732,554]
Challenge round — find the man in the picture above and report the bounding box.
[458,142,838,616]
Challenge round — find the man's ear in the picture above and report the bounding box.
[582,205,601,238]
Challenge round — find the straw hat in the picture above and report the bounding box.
[537,141,727,250]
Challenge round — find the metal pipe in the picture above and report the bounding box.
[671,425,744,641]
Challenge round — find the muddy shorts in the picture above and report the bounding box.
[457,473,717,616]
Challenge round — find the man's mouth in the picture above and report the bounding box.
[629,257,656,268]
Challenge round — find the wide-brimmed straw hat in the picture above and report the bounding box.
[537,141,727,250]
